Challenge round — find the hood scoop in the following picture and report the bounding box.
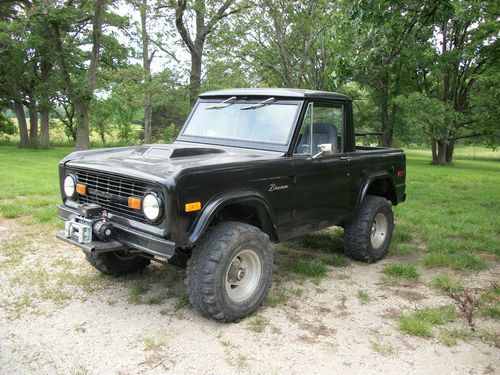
[170,147,225,158]
[127,146,225,160]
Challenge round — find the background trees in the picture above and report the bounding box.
[0,0,498,164]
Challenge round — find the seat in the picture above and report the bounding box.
[296,123,338,154]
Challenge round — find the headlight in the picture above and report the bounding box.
[142,192,162,221]
[64,174,77,199]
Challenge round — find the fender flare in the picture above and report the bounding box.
[183,190,278,246]
[354,171,397,213]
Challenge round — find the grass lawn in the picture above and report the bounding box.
[0,145,499,271]
[393,151,500,269]
[0,147,73,227]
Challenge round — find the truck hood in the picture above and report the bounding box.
[63,142,283,182]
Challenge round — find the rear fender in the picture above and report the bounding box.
[354,172,397,213]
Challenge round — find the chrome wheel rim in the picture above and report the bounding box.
[371,213,387,249]
[225,249,262,303]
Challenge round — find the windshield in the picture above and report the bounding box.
[182,100,300,145]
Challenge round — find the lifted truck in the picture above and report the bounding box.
[57,88,406,322]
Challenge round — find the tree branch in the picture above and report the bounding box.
[175,0,194,52]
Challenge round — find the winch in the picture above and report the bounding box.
[64,203,114,244]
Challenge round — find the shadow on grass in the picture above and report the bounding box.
[274,228,350,284]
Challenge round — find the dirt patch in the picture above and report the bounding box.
[1,218,499,374]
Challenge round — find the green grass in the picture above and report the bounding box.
[0,146,73,227]
[394,149,500,270]
[293,259,327,280]
[356,290,371,304]
[440,326,473,346]
[430,273,464,294]
[128,282,148,304]
[322,253,350,267]
[404,146,500,162]
[247,316,268,333]
[399,305,458,337]
[382,263,420,281]
[266,288,289,307]
[142,336,167,351]
[480,284,500,320]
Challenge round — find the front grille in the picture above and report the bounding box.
[73,169,150,223]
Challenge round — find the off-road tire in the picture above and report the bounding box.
[85,250,151,276]
[185,221,273,322]
[344,194,394,262]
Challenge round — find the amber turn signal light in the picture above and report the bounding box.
[185,202,201,212]
[128,196,142,210]
[76,183,87,195]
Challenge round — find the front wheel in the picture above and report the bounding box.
[343,194,394,262]
[185,221,273,322]
[85,250,151,275]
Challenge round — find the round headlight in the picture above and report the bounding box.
[142,193,162,221]
[64,175,76,199]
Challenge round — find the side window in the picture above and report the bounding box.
[294,102,343,155]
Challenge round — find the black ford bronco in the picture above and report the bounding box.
[57,88,406,322]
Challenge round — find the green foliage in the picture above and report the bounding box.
[0,113,16,136]
[395,93,457,145]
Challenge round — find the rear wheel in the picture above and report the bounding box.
[85,250,151,275]
[343,194,394,262]
[185,221,273,322]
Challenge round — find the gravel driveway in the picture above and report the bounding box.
[0,218,498,375]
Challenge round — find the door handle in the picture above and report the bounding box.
[340,156,352,161]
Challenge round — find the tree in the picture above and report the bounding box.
[345,0,439,147]
[90,98,115,144]
[0,0,32,147]
[140,0,155,143]
[234,0,337,89]
[49,0,109,150]
[0,110,16,138]
[413,0,499,164]
[160,0,242,107]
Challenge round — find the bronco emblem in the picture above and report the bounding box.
[269,183,289,192]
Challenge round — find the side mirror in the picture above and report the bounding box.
[312,143,334,159]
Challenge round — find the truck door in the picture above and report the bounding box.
[291,101,352,234]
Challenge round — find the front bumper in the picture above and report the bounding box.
[57,205,175,259]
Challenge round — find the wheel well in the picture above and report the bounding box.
[213,202,278,241]
[366,178,397,204]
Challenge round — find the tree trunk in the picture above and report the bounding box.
[39,58,52,149]
[144,94,153,143]
[28,95,38,146]
[379,77,391,147]
[39,107,50,149]
[75,0,107,150]
[431,138,438,164]
[445,139,455,164]
[437,141,447,166]
[141,0,153,144]
[13,99,29,148]
[189,49,203,108]
[75,102,90,150]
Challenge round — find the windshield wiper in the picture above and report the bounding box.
[240,97,276,110]
[205,96,237,110]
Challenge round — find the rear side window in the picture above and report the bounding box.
[294,102,343,155]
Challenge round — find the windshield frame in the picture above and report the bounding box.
[176,98,304,152]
